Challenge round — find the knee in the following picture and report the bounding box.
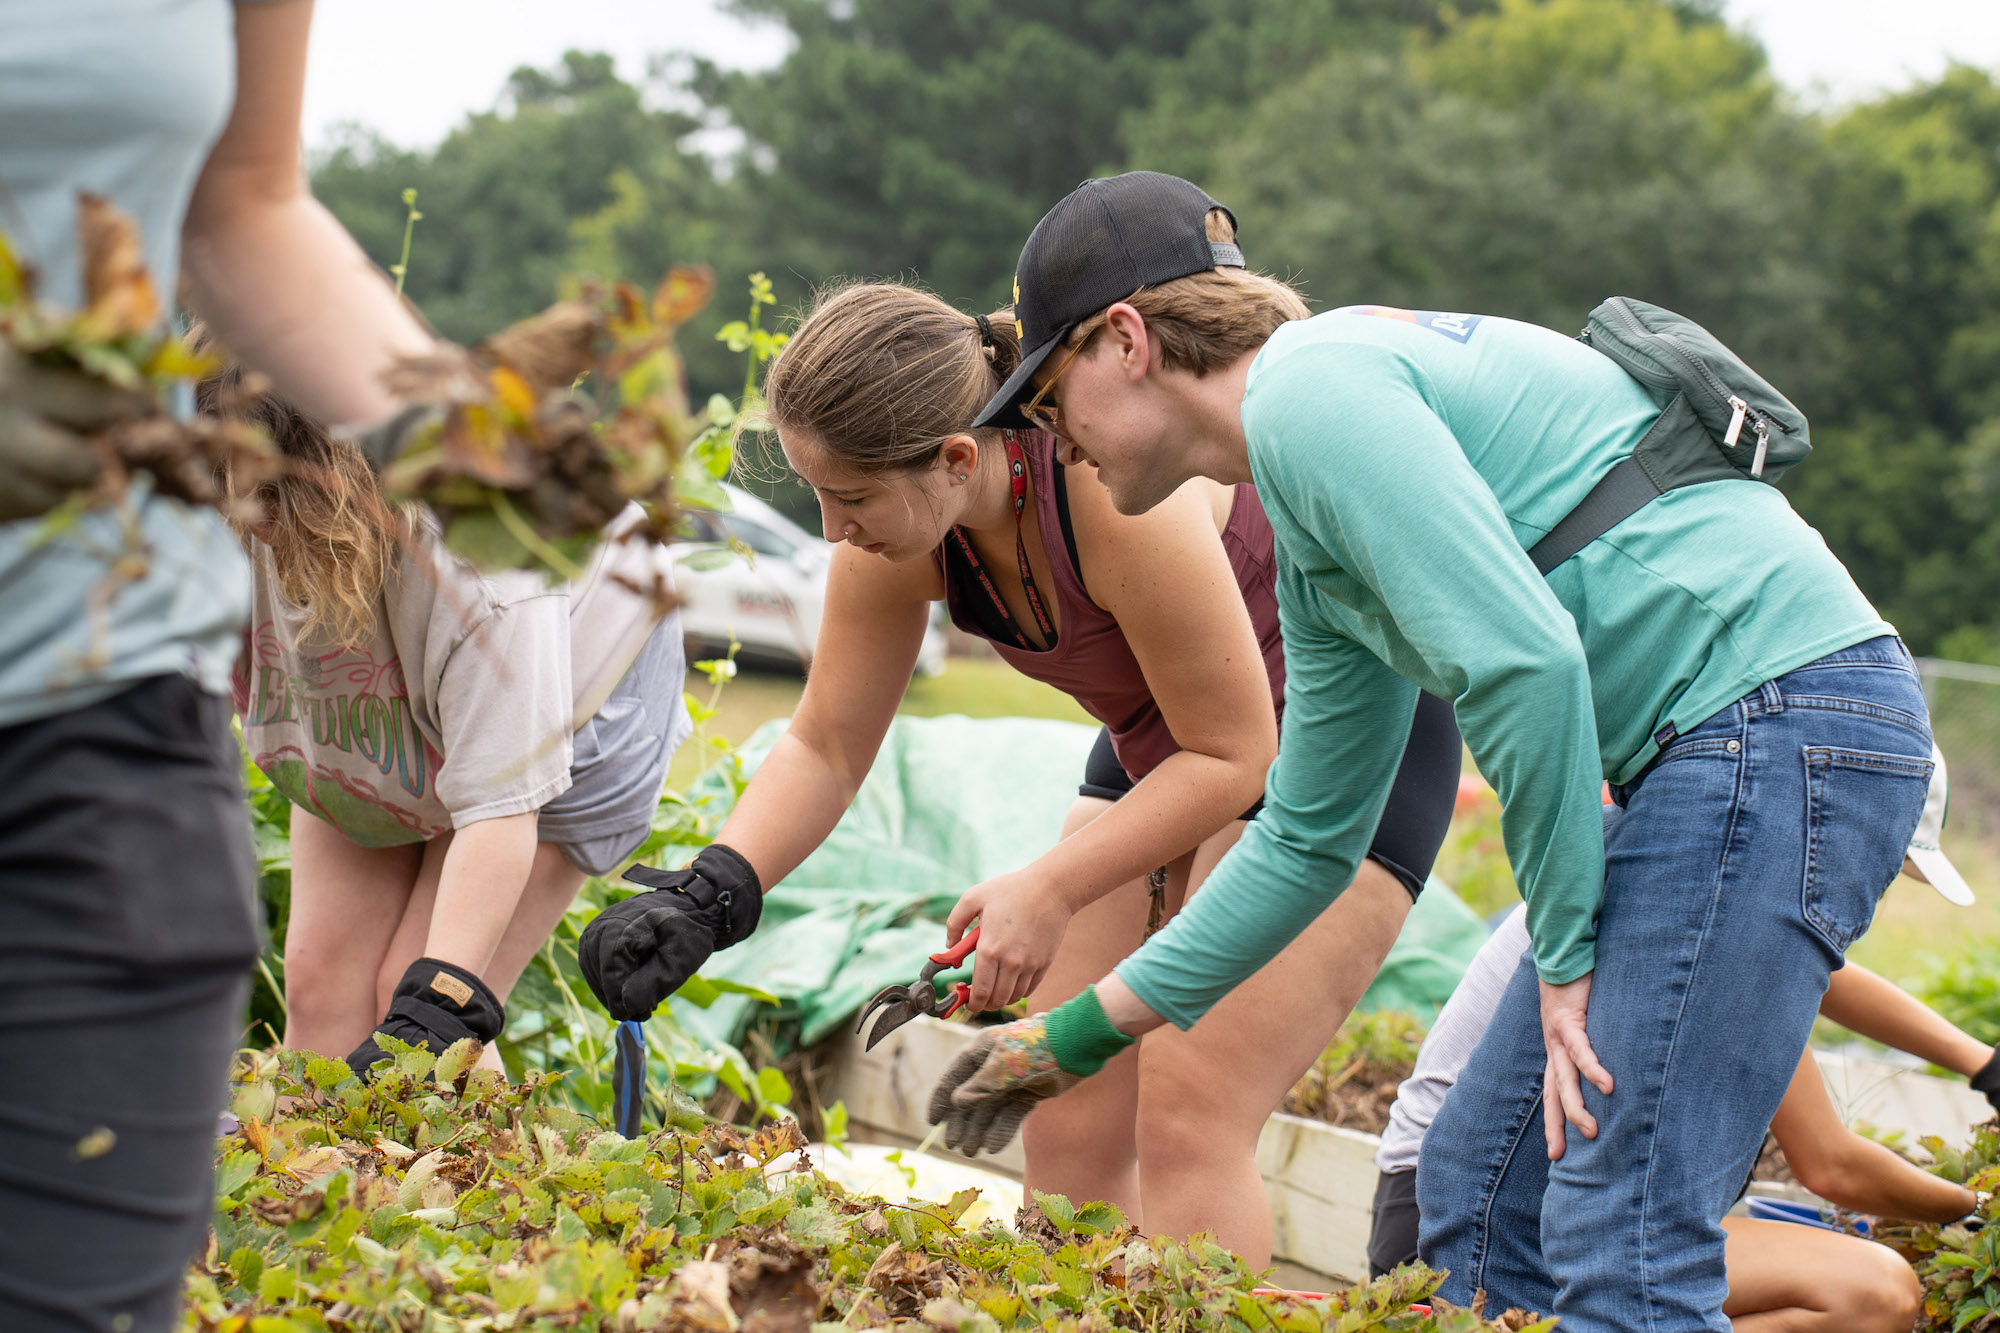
[1839,1243,1921,1332]
[1132,1074,1252,1176]
[1022,1090,1131,1171]
[279,935,357,1011]
[371,959,398,1012]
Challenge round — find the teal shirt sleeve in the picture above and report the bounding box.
[1260,339,1607,985]
[1111,566,1417,1028]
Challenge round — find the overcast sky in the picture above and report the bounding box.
[301,0,2000,152]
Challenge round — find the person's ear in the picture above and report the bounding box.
[938,434,980,483]
[1101,303,1150,384]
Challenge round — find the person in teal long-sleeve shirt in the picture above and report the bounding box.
[929,173,1931,1332]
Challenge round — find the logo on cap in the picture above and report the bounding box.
[1012,275,1024,340]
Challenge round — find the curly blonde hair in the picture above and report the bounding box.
[199,354,405,650]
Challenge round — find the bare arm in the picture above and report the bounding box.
[1771,1049,1975,1224]
[423,812,542,976]
[180,0,434,425]
[1095,972,1168,1037]
[711,544,935,889]
[947,470,1278,1009]
[1817,961,1992,1078]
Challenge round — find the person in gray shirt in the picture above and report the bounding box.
[1367,904,1532,1276]
[0,3,437,1329]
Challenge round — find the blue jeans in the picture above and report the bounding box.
[1417,637,1933,1332]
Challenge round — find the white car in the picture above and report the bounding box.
[671,484,948,676]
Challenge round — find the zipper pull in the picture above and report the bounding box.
[1750,418,1771,478]
[1724,395,1748,448]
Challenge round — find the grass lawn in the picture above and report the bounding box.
[1848,847,2000,986]
[665,654,1091,791]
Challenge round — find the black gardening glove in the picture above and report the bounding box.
[578,844,762,1022]
[346,957,505,1081]
[1972,1046,2000,1115]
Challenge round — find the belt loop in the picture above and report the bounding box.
[1759,680,1783,714]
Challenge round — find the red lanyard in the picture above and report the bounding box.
[946,432,1057,652]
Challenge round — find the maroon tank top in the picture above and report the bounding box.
[933,431,1285,779]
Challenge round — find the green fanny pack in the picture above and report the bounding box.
[1527,296,1812,574]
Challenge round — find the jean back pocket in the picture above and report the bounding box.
[1801,746,1933,954]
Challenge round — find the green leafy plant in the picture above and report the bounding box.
[1918,939,2000,1049]
[674,270,788,533]
[389,188,423,296]
[1875,1121,2000,1330]
[187,1045,1556,1331]
[239,737,295,1047]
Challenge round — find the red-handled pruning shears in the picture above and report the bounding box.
[855,927,980,1051]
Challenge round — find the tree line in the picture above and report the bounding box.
[311,0,2000,658]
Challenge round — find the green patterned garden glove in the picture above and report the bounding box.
[926,986,1134,1157]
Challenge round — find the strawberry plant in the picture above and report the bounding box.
[1876,1122,2000,1330]
[187,1042,1556,1332]
[376,265,713,582]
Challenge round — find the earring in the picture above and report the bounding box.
[956,472,968,482]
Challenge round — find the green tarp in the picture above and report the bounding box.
[671,714,1488,1051]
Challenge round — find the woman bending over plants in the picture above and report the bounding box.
[575,279,1460,1267]
[209,370,691,1079]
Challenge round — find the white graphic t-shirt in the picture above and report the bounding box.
[234,510,669,846]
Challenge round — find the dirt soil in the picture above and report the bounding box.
[1280,1052,1411,1136]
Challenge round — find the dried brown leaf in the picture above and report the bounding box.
[717,1232,819,1333]
[664,1259,739,1331]
[75,192,159,339]
[439,404,536,488]
[651,266,715,331]
[481,301,602,394]
[382,344,490,406]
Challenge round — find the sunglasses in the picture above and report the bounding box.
[1019,328,1098,439]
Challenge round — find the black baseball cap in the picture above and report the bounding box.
[972,171,1244,430]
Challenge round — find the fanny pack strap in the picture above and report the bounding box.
[1527,454,1660,576]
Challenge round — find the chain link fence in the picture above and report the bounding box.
[1920,658,2000,864]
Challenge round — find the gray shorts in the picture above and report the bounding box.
[539,611,691,875]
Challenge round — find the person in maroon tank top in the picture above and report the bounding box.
[590,280,1460,1266]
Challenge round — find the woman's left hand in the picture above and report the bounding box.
[945,870,1074,1012]
[927,1014,1081,1157]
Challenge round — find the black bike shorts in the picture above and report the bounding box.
[1076,690,1461,901]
